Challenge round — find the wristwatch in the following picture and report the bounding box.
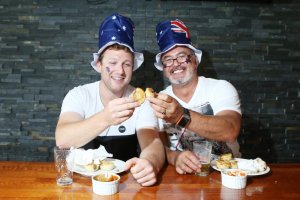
[176,108,191,129]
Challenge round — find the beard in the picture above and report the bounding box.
[168,66,196,86]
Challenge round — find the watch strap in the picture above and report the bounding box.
[176,108,191,128]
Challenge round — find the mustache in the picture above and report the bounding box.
[170,66,186,73]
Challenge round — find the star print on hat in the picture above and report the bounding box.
[91,13,144,72]
[154,19,202,71]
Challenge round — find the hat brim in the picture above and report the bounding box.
[90,41,144,73]
[154,44,202,71]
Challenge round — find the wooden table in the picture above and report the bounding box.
[0,161,299,199]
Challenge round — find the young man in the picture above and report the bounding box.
[55,13,165,186]
[149,19,242,175]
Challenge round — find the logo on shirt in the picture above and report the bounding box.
[118,125,126,133]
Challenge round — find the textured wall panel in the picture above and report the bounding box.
[0,0,299,162]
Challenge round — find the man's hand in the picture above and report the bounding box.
[103,97,140,126]
[148,93,183,124]
[174,150,201,174]
[124,157,157,186]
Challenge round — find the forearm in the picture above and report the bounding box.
[140,137,166,173]
[187,110,241,142]
[55,112,110,148]
[165,148,180,166]
[158,131,175,166]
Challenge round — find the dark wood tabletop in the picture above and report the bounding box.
[0,161,299,199]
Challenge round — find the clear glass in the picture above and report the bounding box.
[54,146,73,186]
[192,141,212,176]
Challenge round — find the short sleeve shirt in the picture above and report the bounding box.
[61,81,158,136]
[158,76,242,158]
[60,81,158,160]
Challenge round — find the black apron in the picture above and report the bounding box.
[82,134,139,161]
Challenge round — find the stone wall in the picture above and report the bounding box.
[0,0,299,162]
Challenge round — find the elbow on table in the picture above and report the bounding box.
[55,130,70,148]
[226,135,238,143]
[55,137,65,148]
[55,140,74,149]
[225,127,241,143]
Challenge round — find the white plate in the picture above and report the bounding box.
[72,158,126,177]
[210,158,270,176]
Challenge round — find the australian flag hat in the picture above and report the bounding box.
[154,19,202,71]
[91,13,144,72]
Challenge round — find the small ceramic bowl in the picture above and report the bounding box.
[221,169,247,189]
[92,173,120,195]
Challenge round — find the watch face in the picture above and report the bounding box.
[177,113,191,128]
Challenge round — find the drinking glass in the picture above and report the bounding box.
[54,146,73,186]
[192,141,212,176]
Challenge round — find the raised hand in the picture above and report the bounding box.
[148,93,183,124]
[103,97,140,126]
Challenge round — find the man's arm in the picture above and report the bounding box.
[124,128,166,186]
[159,109,241,174]
[55,111,110,148]
[149,94,241,143]
[159,131,200,174]
[55,97,139,148]
[138,128,166,173]
[187,109,241,143]
[158,130,178,167]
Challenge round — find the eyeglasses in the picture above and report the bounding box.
[162,54,194,68]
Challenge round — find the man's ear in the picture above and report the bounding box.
[194,55,199,68]
[96,60,102,71]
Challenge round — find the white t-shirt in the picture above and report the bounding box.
[61,81,158,137]
[159,76,242,158]
[60,81,158,160]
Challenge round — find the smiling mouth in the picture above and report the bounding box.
[171,67,185,74]
[111,75,125,80]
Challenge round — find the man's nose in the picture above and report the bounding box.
[173,58,181,67]
[114,63,125,73]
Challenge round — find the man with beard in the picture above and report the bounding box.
[55,13,165,186]
[148,19,242,175]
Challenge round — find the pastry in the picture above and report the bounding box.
[219,153,232,161]
[216,160,231,169]
[145,88,156,98]
[100,160,116,171]
[229,160,238,169]
[85,163,100,172]
[130,88,145,105]
[215,153,237,169]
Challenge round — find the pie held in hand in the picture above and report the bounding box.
[145,88,156,98]
[130,87,156,105]
[130,88,146,105]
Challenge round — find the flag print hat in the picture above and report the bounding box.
[91,13,144,72]
[154,19,202,71]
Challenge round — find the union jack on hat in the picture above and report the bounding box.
[154,19,202,71]
[90,13,144,72]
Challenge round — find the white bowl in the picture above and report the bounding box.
[221,169,247,189]
[92,173,120,195]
